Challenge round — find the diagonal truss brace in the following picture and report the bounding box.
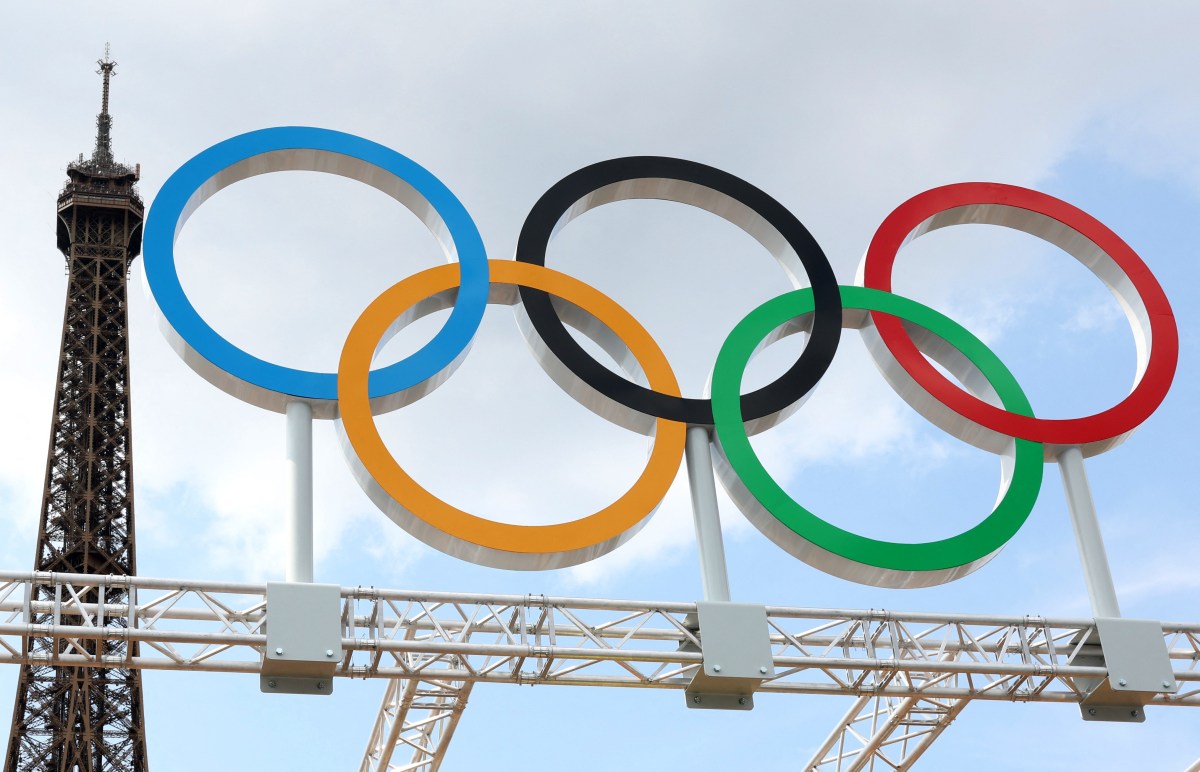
[802,613,982,772]
[806,691,967,771]
[359,606,473,772]
[359,676,472,772]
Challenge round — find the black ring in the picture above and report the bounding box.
[515,156,842,426]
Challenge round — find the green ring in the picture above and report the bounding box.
[711,285,1043,587]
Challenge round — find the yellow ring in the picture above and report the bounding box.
[337,260,687,570]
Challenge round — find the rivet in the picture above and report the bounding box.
[738,697,747,705]
[713,665,721,672]
[1163,680,1173,689]
[1118,678,1127,687]
[759,666,768,674]
[326,650,335,658]
[692,695,701,704]
[1130,709,1139,718]
[267,680,277,689]
[317,682,325,690]
[274,647,284,656]
[1087,708,1097,716]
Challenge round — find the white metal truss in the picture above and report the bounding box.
[0,570,1197,768]
[357,588,474,772]
[806,692,967,771]
[803,615,972,772]
[360,676,472,772]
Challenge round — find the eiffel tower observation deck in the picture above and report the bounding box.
[5,47,149,772]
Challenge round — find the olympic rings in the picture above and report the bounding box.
[515,156,842,432]
[143,129,1179,586]
[860,182,1178,459]
[337,260,686,570]
[712,286,1043,588]
[143,126,490,418]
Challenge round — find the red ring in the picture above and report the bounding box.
[861,182,1178,452]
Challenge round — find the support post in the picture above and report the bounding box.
[1057,446,1178,721]
[286,400,314,583]
[685,424,732,602]
[1056,445,1120,618]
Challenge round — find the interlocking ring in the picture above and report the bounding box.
[143,126,490,418]
[859,182,1178,459]
[515,156,842,433]
[337,260,686,570]
[144,129,1178,587]
[711,286,1043,588]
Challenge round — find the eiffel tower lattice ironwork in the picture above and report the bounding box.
[5,47,149,772]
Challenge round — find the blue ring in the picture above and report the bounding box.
[143,127,489,412]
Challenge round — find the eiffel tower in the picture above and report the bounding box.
[5,47,149,771]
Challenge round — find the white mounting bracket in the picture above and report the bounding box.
[1072,617,1179,722]
[260,582,342,696]
[685,602,775,710]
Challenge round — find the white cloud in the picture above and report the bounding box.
[1062,301,1125,334]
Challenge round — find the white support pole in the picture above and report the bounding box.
[685,425,732,602]
[1056,445,1120,618]
[286,400,314,583]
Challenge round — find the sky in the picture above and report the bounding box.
[1,2,1198,769]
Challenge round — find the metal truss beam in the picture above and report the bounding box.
[0,571,1196,705]
[359,595,473,772]
[806,692,967,771]
[360,676,472,772]
[0,570,1197,770]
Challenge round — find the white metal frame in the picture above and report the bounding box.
[806,692,968,770]
[0,570,1197,769]
[360,676,473,772]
